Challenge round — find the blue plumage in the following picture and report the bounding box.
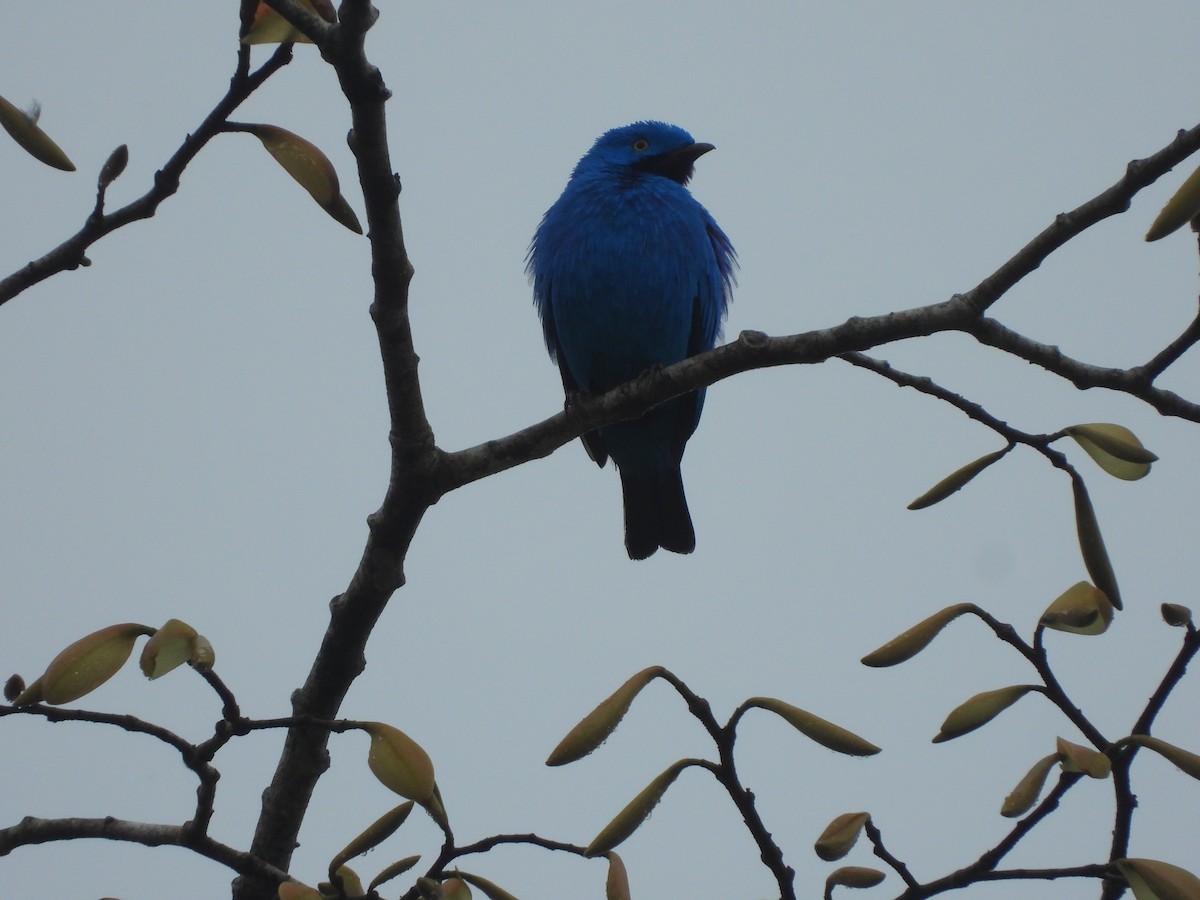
[527,121,736,559]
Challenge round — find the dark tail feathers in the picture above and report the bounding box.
[619,467,696,560]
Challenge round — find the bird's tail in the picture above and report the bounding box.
[619,467,696,560]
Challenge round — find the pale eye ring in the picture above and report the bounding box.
[632,138,649,152]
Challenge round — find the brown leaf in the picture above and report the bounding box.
[1146,164,1200,241]
[861,603,979,667]
[1072,478,1122,610]
[0,94,75,171]
[814,811,870,861]
[585,759,697,856]
[547,666,666,766]
[1040,582,1114,636]
[933,685,1037,743]
[907,448,1009,510]
[746,697,880,756]
[361,722,436,803]
[40,623,154,704]
[1000,752,1060,818]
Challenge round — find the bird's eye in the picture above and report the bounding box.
[632,138,649,152]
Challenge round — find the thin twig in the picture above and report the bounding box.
[657,670,797,900]
[1102,623,1200,898]
[0,43,292,308]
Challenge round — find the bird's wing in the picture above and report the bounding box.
[664,291,708,460]
[705,217,738,320]
[670,218,738,460]
[541,291,610,468]
[556,357,609,467]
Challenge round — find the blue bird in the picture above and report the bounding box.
[528,121,736,560]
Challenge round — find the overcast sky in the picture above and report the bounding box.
[3,4,1200,899]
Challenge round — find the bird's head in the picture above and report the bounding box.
[577,121,714,186]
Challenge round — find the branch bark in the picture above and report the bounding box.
[0,816,288,884]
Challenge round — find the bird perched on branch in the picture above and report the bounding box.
[528,121,737,559]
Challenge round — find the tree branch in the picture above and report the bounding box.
[895,771,1085,898]
[235,5,441,894]
[1137,304,1200,381]
[863,817,920,890]
[0,702,196,757]
[659,671,797,900]
[0,43,293,309]
[962,123,1200,315]
[1101,623,1200,898]
[966,316,1200,421]
[0,815,288,885]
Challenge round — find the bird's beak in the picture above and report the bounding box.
[634,141,715,185]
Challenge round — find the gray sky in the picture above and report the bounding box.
[3,3,1200,899]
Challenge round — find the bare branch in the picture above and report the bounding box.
[863,817,920,890]
[656,670,798,900]
[967,316,1200,420]
[1103,624,1200,893]
[0,44,293,309]
[0,815,288,885]
[896,771,1086,898]
[840,351,1032,444]
[235,7,438,892]
[1138,304,1200,381]
[0,703,197,758]
[963,123,1200,316]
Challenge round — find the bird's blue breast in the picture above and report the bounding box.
[531,170,724,394]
